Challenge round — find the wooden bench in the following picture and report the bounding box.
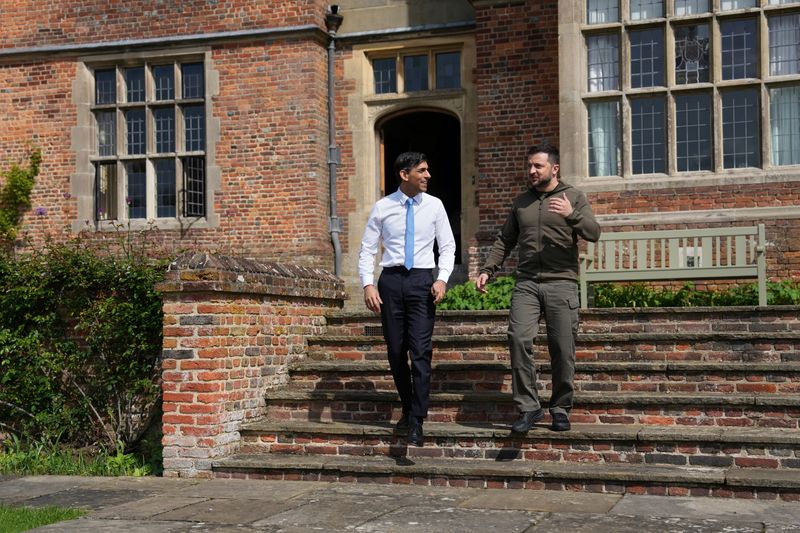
[579,224,767,308]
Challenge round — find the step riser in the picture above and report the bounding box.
[266,402,800,428]
[289,372,800,394]
[211,468,800,501]
[307,342,800,363]
[238,433,800,470]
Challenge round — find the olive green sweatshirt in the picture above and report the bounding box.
[480,181,601,282]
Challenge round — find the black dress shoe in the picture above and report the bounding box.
[511,408,545,433]
[551,412,571,432]
[407,418,424,447]
[396,412,411,430]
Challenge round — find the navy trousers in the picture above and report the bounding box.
[377,267,435,419]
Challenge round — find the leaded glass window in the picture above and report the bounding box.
[630,0,662,21]
[675,24,710,84]
[587,34,619,91]
[631,97,666,174]
[675,93,712,171]
[630,28,664,88]
[404,55,429,92]
[722,89,760,168]
[436,52,461,89]
[587,0,618,24]
[674,0,709,15]
[373,58,397,94]
[588,101,620,176]
[721,18,758,80]
[770,86,800,166]
[769,14,800,76]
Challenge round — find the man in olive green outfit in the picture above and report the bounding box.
[476,142,600,433]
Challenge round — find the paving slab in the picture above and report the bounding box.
[611,494,800,527]
[170,478,322,501]
[30,518,197,532]
[528,513,764,533]
[90,495,209,519]
[21,488,157,511]
[154,497,306,524]
[353,506,544,533]
[458,488,621,513]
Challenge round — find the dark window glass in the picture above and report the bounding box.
[404,55,429,92]
[154,65,175,100]
[183,157,206,217]
[435,52,461,89]
[183,105,205,152]
[630,28,664,88]
[154,107,175,153]
[373,58,397,94]
[722,89,760,168]
[125,109,146,155]
[95,69,116,104]
[125,67,145,102]
[181,63,204,99]
[721,18,758,80]
[126,161,147,219]
[675,93,713,171]
[95,163,118,221]
[96,111,116,156]
[156,159,177,217]
[675,24,710,84]
[631,97,666,174]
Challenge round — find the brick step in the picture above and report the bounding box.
[306,333,800,363]
[288,360,800,394]
[238,420,800,470]
[264,389,800,428]
[323,307,800,337]
[211,452,800,499]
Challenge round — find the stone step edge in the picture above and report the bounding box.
[264,389,800,407]
[240,420,800,445]
[308,332,800,345]
[212,453,800,489]
[290,360,800,373]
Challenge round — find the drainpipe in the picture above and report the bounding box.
[325,5,344,277]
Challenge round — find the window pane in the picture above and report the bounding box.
[181,63,204,99]
[587,0,618,23]
[404,55,429,92]
[769,0,800,4]
[722,89,760,168]
[183,105,205,152]
[631,97,666,174]
[721,18,758,80]
[674,0,709,15]
[588,101,620,176]
[95,69,116,104]
[720,0,756,9]
[156,159,177,217]
[373,58,397,94]
[675,93,713,171]
[675,24,710,84]
[125,109,145,155]
[630,0,662,20]
[95,163,118,221]
[770,86,800,166]
[154,65,175,100]
[769,14,800,76]
[125,67,145,103]
[96,111,116,156]
[587,34,619,91]
[154,108,175,153]
[183,157,206,217]
[630,28,664,88]
[436,52,461,90]
[126,161,147,219]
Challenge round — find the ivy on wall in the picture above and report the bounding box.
[0,147,42,246]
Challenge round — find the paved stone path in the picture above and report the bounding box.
[1,475,799,532]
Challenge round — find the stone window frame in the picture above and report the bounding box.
[367,45,464,96]
[72,47,220,232]
[559,0,800,191]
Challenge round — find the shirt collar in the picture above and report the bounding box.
[396,190,422,205]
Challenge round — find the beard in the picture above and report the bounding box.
[530,175,553,190]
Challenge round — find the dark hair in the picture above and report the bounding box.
[527,142,559,166]
[394,152,427,182]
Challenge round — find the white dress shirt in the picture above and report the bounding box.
[359,190,456,287]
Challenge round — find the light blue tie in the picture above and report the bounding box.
[404,198,414,270]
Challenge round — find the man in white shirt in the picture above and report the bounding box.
[358,152,456,447]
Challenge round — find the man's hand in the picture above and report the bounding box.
[431,280,447,304]
[475,273,490,294]
[548,192,573,218]
[363,285,382,313]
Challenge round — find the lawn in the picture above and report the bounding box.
[0,504,85,533]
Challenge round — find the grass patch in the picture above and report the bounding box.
[0,504,85,533]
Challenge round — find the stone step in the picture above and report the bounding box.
[305,333,800,363]
[212,452,800,498]
[238,420,800,470]
[264,389,800,428]
[288,360,800,394]
[323,307,800,337]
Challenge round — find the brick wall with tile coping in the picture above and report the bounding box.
[157,252,346,478]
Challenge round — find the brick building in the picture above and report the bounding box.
[1,0,798,302]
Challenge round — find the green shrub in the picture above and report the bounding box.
[439,276,514,310]
[0,235,166,451]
